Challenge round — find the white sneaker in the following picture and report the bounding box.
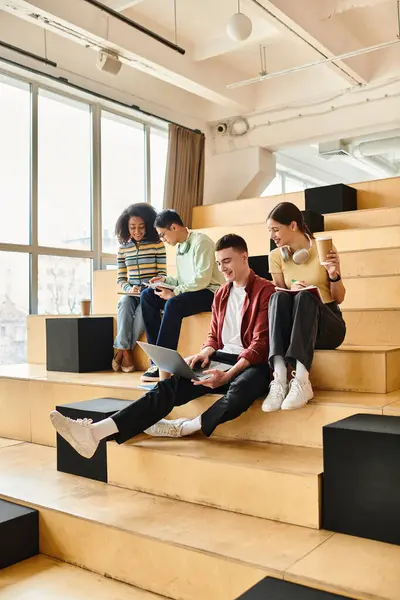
[261,373,289,412]
[144,418,189,438]
[281,373,314,411]
[50,410,99,459]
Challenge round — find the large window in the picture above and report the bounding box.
[0,71,169,365]
[0,76,31,245]
[0,252,29,365]
[101,111,146,253]
[38,91,92,250]
[38,256,92,314]
[262,171,314,196]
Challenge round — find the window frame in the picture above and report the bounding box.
[0,71,169,316]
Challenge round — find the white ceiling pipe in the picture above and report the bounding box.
[356,136,400,157]
[351,150,399,175]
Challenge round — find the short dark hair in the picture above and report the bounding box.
[267,202,313,238]
[115,203,159,244]
[154,209,184,229]
[215,234,248,253]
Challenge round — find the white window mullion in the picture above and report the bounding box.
[144,124,151,204]
[92,103,102,272]
[30,82,39,315]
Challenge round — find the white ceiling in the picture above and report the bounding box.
[0,0,400,163]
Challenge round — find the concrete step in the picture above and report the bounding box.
[0,554,163,599]
[1,443,400,600]
[108,437,322,528]
[1,364,399,449]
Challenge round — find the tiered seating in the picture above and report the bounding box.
[1,175,400,599]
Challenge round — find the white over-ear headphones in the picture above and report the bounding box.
[177,229,191,255]
[280,234,313,265]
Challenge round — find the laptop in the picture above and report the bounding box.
[137,342,232,381]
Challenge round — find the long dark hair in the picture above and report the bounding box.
[267,202,313,238]
[115,203,159,244]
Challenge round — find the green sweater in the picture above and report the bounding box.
[165,231,224,296]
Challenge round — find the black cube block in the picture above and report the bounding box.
[236,577,351,599]
[56,397,133,483]
[248,256,272,281]
[46,316,114,373]
[0,499,39,569]
[305,183,357,214]
[270,210,324,251]
[323,413,400,545]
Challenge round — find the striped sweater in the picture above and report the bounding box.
[117,239,167,292]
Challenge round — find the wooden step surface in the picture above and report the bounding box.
[1,364,400,449]
[341,276,400,310]
[0,443,330,600]
[340,247,400,278]
[108,437,322,528]
[286,533,400,600]
[1,443,400,600]
[343,310,400,346]
[0,555,164,599]
[324,206,400,231]
[192,178,400,229]
[311,345,400,393]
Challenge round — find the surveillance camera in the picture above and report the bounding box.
[217,123,228,134]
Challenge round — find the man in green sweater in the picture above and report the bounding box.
[140,209,224,382]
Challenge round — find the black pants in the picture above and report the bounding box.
[269,290,346,372]
[140,287,214,351]
[112,364,270,442]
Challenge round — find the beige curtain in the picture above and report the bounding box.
[163,124,205,226]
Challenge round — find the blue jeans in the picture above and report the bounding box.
[140,287,214,351]
[114,294,145,350]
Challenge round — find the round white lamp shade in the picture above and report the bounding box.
[226,12,252,41]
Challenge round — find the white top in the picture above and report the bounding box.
[221,285,246,355]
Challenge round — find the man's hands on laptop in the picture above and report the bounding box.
[186,352,211,370]
[186,350,231,389]
[194,369,231,389]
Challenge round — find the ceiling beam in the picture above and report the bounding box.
[101,0,146,11]
[250,0,372,85]
[0,0,254,113]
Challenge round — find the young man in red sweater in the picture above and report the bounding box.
[50,234,275,457]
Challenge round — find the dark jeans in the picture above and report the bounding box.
[112,364,271,442]
[269,290,346,372]
[140,287,214,351]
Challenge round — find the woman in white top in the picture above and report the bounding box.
[262,201,346,413]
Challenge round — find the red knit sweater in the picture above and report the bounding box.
[203,270,275,365]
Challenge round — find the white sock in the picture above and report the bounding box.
[92,417,119,442]
[273,356,287,383]
[296,361,309,383]
[181,416,202,437]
